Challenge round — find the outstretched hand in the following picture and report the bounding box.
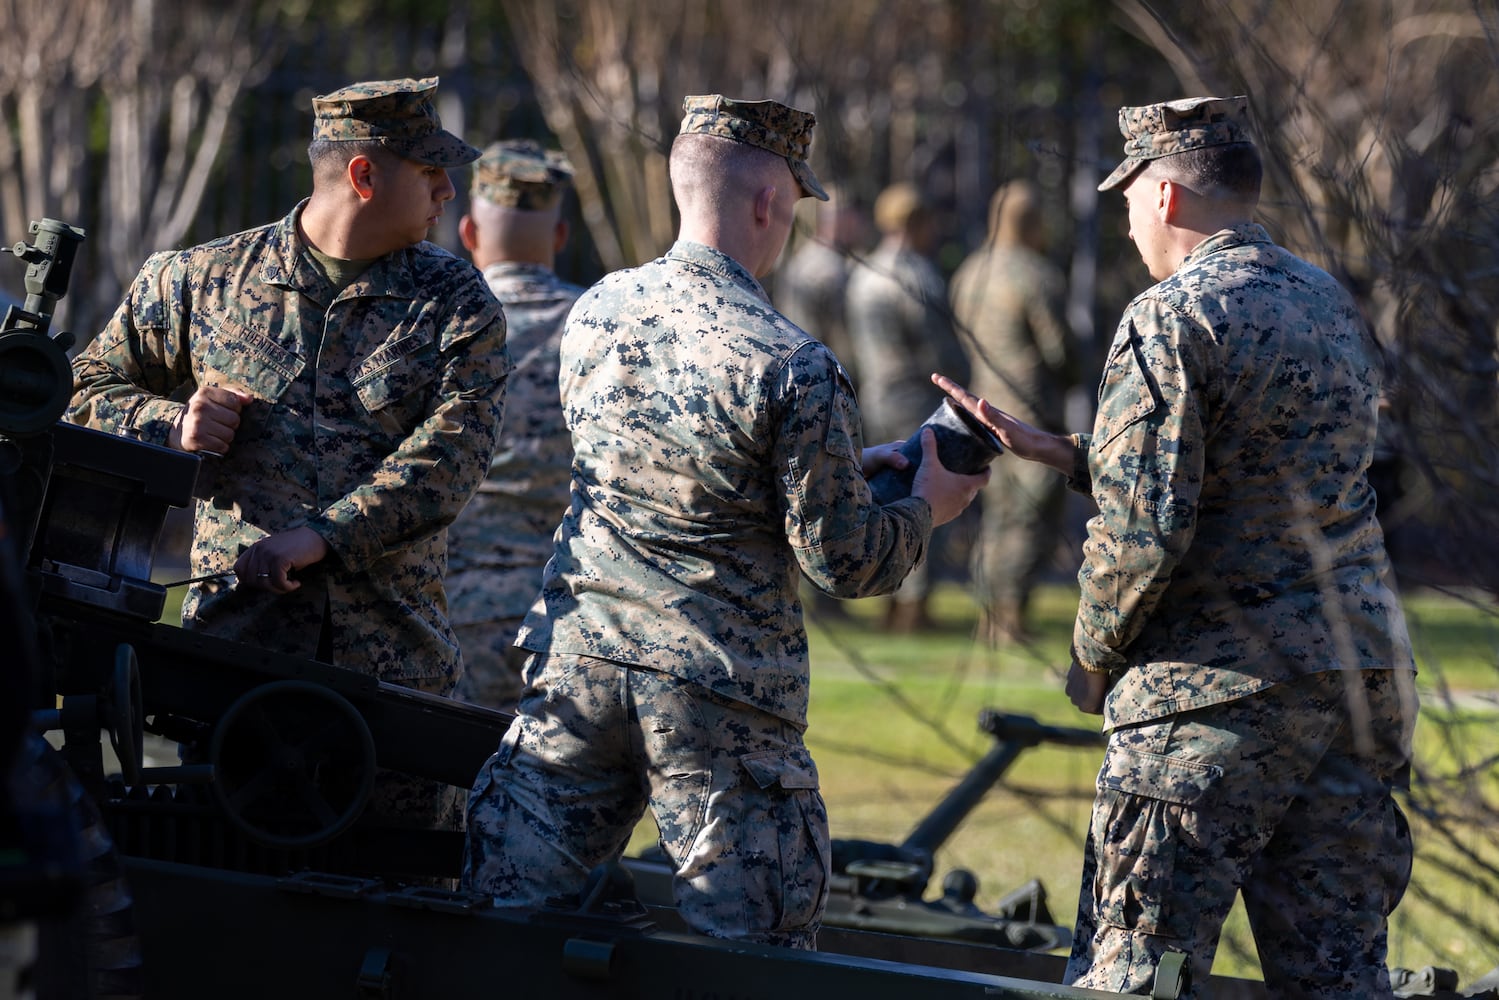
[930,373,1075,475]
[861,439,910,478]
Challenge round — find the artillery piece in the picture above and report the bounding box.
[2,218,1489,1000]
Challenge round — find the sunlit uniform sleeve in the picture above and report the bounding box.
[774,341,932,598]
[1071,300,1206,675]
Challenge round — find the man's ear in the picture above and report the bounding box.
[1158,178,1179,224]
[348,155,378,201]
[459,215,480,253]
[753,184,777,229]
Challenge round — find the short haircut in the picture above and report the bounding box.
[669,132,789,214]
[1142,141,1262,203]
[307,138,399,181]
[469,194,562,249]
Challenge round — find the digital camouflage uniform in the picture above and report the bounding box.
[1063,97,1417,997]
[465,97,934,950]
[69,78,508,828]
[447,141,583,712]
[950,211,1078,637]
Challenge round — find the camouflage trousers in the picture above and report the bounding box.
[453,615,528,714]
[1066,669,1416,998]
[462,653,831,949]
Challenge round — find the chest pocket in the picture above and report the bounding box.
[1095,331,1160,449]
[200,314,305,402]
[351,331,439,436]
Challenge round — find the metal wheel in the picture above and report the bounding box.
[107,644,144,785]
[209,680,376,850]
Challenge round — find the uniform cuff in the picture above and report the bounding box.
[131,398,186,448]
[1070,621,1126,674]
[305,508,376,574]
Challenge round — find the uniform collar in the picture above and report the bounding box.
[482,260,555,283]
[666,240,769,302]
[257,200,421,303]
[1182,221,1273,267]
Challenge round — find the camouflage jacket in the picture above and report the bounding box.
[844,243,967,444]
[447,262,583,627]
[950,244,1077,430]
[1068,223,1413,728]
[68,202,509,684]
[516,240,933,726]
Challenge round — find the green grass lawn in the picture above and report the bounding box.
[788,582,1499,986]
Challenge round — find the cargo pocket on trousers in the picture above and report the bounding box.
[740,748,832,935]
[1091,743,1221,940]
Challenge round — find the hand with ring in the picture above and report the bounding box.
[235,528,330,593]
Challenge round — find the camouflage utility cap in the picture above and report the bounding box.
[679,95,828,202]
[1098,95,1252,192]
[472,139,574,210]
[313,77,480,168]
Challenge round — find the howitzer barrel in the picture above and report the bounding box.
[900,711,1105,858]
[979,710,1106,749]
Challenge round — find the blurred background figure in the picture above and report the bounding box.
[846,182,969,632]
[777,184,870,622]
[449,139,584,713]
[776,183,868,387]
[950,180,1079,644]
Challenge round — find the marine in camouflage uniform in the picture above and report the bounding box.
[845,183,970,631]
[463,95,987,949]
[939,97,1416,998]
[950,180,1079,644]
[448,140,584,713]
[69,78,509,828]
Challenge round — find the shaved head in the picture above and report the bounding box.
[670,133,794,219]
[308,139,398,188]
[465,197,563,267]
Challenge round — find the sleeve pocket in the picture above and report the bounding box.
[740,747,821,791]
[823,381,860,461]
[1095,335,1160,450]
